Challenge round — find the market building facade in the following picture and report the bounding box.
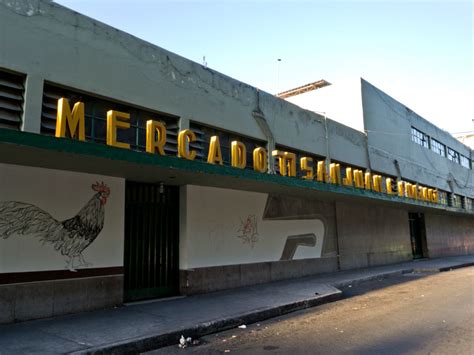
[0,0,473,323]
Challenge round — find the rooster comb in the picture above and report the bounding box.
[92,181,110,194]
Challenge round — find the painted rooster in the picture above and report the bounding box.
[0,182,110,271]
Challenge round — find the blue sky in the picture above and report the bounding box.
[56,0,473,133]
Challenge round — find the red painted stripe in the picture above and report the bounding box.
[0,267,124,285]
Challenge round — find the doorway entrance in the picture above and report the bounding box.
[408,212,427,259]
[124,182,180,302]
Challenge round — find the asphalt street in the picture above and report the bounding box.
[149,267,474,354]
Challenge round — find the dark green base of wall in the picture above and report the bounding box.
[0,275,123,324]
[179,257,339,295]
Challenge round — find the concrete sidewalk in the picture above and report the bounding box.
[0,255,473,355]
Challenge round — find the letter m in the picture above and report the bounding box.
[55,98,85,140]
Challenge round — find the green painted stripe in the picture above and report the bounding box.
[0,128,470,214]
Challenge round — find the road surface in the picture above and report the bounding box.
[149,267,474,354]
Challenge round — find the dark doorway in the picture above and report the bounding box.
[124,182,180,302]
[408,212,427,259]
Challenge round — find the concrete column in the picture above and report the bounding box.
[267,137,276,174]
[179,117,190,131]
[21,74,43,133]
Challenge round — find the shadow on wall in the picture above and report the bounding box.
[263,194,336,259]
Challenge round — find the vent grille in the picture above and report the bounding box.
[41,84,179,154]
[0,70,25,130]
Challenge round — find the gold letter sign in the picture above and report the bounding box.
[52,99,441,206]
[55,98,85,141]
[253,147,267,173]
[208,136,223,165]
[178,129,197,160]
[106,110,130,149]
[146,120,166,155]
[231,141,246,169]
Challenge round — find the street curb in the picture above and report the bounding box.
[413,261,474,273]
[331,269,413,289]
[332,261,474,289]
[69,290,342,354]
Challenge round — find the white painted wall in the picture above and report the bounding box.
[0,163,124,272]
[180,185,325,269]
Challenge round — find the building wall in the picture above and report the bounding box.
[0,0,472,322]
[425,213,474,257]
[453,133,474,150]
[1,0,471,201]
[180,187,464,294]
[327,119,368,169]
[336,201,413,270]
[0,0,259,138]
[362,79,474,198]
[180,185,338,294]
[0,0,365,169]
[0,163,124,323]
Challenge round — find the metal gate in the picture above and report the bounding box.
[124,182,179,302]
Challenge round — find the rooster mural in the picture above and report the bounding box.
[0,182,110,271]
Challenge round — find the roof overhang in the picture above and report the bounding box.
[0,129,471,216]
[276,80,331,99]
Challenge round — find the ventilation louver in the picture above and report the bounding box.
[41,83,179,154]
[189,121,266,169]
[0,70,25,130]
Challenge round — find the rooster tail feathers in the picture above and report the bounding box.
[0,201,64,242]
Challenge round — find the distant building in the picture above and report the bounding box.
[453,132,474,150]
[0,0,472,324]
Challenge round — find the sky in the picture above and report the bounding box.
[55,0,473,133]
